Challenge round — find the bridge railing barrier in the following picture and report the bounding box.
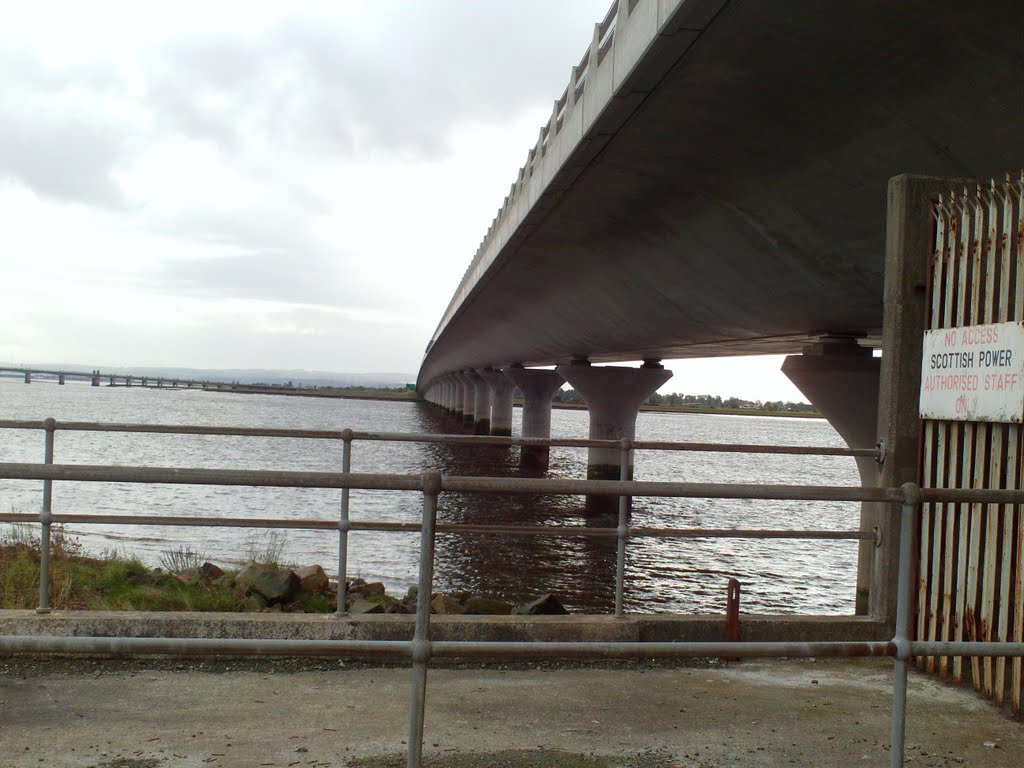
[0,417,880,617]
[0,434,1021,766]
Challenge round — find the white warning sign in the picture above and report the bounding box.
[920,321,1024,422]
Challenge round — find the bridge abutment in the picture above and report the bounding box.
[479,368,514,436]
[504,366,564,473]
[781,340,880,616]
[557,360,672,517]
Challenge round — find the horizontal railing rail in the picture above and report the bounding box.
[0,418,880,458]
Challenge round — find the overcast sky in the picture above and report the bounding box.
[0,1,807,402]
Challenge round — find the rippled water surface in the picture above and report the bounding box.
[0,379,861,614]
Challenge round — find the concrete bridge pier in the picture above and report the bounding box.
[456,372,475,430]
[449,376,465,426]
[466,371,492,435]
[441,378,454,416]
[781,338,880,616]
[108,376,115,386]
[557,360,672,517]
[479,368,514,436]
[23,371,30,384]
[125,377,132,387]
[504,366,565,473]
[91,372,100,387]
[445,377,460,418]
[58,374,65,385]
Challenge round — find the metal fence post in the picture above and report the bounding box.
[336,429,353,617]
[614,438,631,617]
[408,470,440,768]
[890,482,921,768]
[37,417,56,614]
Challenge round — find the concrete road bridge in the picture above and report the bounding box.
[416,0,1020,465]
[415,0,1022,621]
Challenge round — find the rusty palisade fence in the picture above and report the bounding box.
[916,172,1024,712]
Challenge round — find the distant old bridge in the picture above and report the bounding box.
[0,366,304,394]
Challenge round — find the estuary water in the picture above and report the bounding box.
[0,378,861,614]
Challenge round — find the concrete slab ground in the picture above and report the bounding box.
[0,658,1020,768]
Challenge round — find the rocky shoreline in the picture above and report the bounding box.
[177,560,570,617]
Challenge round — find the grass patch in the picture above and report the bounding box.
[0,524,251,612]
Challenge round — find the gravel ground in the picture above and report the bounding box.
[1,656,1020,768]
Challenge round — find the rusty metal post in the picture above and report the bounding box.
[335,429,353,617]
[614,438,631,617]
[726,577,741,634]
[407,471,440,768]
[36,417,56,614]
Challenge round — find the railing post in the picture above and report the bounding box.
[336,429,353,617]
[37,417,56,614]
[614,438,631,617]
[408,471,440,768]
[890,482,921,768]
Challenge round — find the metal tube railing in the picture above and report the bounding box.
[2,420,1022,767]
[36,417,55,614]
[0,511,876,540]
[890,483,920,768]
[614,438,630,617]
[337,428,353,617]
[0,418,880,458]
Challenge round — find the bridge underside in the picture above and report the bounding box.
[419,0,1022,387]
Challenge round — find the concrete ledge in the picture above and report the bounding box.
[0,610,886,647]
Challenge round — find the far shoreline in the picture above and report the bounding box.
[2,377,823,419]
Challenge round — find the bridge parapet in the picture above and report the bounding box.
[427,0,716,356]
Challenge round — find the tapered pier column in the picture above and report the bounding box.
[58,374,65,385]
[455,372,475,429]
[782,338,881,616]
[478,368,514,436]
[23,371,30,384]
[504,366,565,472]
[91,371,100,387]
[557,361,672,516]
[465,371,491,435]
[450,376,465,425]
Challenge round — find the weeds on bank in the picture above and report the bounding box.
[0,522,251,612]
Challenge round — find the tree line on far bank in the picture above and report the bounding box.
[554,388,816,413]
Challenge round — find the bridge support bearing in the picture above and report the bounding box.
[782,342,880,616]
[504,366,565,473]
[455,372,475,429]
[478,369,514,437]
[557,362,672,517]
[466,371,491,435]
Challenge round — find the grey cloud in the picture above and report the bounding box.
[155,247,376,309]
[0,53,130,207]
[142,2,608,160]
